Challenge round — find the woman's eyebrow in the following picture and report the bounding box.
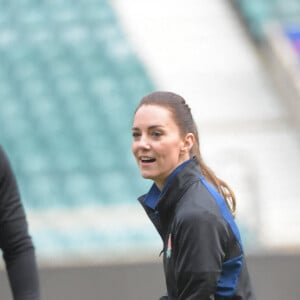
[132,125,164,131]
[149,125,163,129]
[147,125,165,131]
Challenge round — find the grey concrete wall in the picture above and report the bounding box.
[0,254,299,299]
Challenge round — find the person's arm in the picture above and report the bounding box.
[0,147,40,300]
[173,211,228,300]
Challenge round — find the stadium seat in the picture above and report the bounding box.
[0,0,154,210]
[234,0,300,40]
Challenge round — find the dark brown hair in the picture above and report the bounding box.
[135,91,236,215]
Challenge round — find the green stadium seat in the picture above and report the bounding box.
[0,0,154,210]
[234,0,300,40]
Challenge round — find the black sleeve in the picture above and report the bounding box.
[173,211,228,300]
[0,147,40,300]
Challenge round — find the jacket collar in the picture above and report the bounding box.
[138,157,202,235]
[142,158,192,211]
[156,157,202,231]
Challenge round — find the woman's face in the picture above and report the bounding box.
[132,104,191,190]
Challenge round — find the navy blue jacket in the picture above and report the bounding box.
[138,157,256,300]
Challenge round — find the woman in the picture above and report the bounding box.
[0,146,40,300]
[131,91,256,299]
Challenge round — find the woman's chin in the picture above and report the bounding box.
[141,172,155,180]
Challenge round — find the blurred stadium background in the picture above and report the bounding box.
[0,0,300,299]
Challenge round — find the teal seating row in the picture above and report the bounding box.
[0,0,154,210]
[18,169,141,208]
[233,0,300,40]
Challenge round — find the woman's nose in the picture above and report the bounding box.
[138,135,151,149]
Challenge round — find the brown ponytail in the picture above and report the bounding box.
[198,156,236,215]
[191,121,236,215]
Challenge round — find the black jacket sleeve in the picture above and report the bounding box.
[0,146,40,300]
[173,211,228,300]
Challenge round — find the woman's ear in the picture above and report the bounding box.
[180,133,195,154]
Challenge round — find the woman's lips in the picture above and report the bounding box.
[139,156,156,166]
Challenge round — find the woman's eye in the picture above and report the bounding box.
[132,132,141,138]
[152,131,162,137]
